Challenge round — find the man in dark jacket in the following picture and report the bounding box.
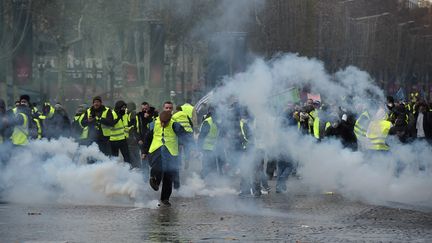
[411,102,432,144]
[81,96,115,156]
[41,103,70,139]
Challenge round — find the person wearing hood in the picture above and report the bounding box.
[80,96,115,157]
[142,102,188,207]
[41,102,70,139]
[110,100,131,164]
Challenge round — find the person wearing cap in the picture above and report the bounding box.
[81,96,115,157]
[142,101,188,207]
[41,102,70,139]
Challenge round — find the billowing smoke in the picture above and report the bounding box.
[205,53,431,208]
[0,137,237,207]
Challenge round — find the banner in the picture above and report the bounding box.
[307,93,321,102]
[269,87,301,110]
[12,1,32,85]
[394,87,406,101]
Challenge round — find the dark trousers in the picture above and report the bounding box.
[150,159,175,201]
[111,140,131,163]
[128,143,141,168]
[276,160,294,192]
[96,139,111,157]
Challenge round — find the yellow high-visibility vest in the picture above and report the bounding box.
[149,117,179,156]
[110,111,127,141]
[172,110,193,133]
[201,117,218,151]
[354,111,370,139]
[181,103,194,119]
[11,112,29,145]
[74,114,89,139]
[366,120,392,151]
[33,118,42,139]
[86,107,111,137]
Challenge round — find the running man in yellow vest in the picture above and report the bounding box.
[142,103,187,207]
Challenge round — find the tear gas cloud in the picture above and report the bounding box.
[0,138,236,207]
[208,53,431,208]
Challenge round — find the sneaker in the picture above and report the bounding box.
[158,200,171,207]
[149,177,159,191]
[261,187,271,195]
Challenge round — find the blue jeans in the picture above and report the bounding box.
[276,160,294,192]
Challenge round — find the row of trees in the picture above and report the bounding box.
[252,0,432,97]
[0,0,431,109]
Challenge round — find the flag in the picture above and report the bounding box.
[307,93,321,102]
[394,88,406,102]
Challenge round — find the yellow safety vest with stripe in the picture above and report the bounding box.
[38,103,55,120]
[11,112,29,145]
[354,111,370,139]
[124,112,134,138]
[86,107,112,137]
[313,115,321,139]
[33,118,42,139]
[74,114,88,139]
[110,111,127,141]
[149,117,179,156]
[366,120,392,151]
[201,117,218,151]
[181,103,194,119]
[172,110,193,133]
[308,109,317,135]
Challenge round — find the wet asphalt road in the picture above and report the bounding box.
[1,180,431,243]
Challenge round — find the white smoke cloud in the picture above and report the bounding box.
[206,53,432,209]
[0,138,237,207]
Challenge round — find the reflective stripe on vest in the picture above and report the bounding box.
[87,107,111,136]
[201,117,218,151]
[110,111,127,141]
[366,120,391,151]
[149,117,179,156]
[124,113,133,138]
[313,116,320,139]
[181,103,194,119]
[172,111,193,133]
[34,118,42,139]
[75,114,89,139]
[354,111,370,139]
[12,113,29,145]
